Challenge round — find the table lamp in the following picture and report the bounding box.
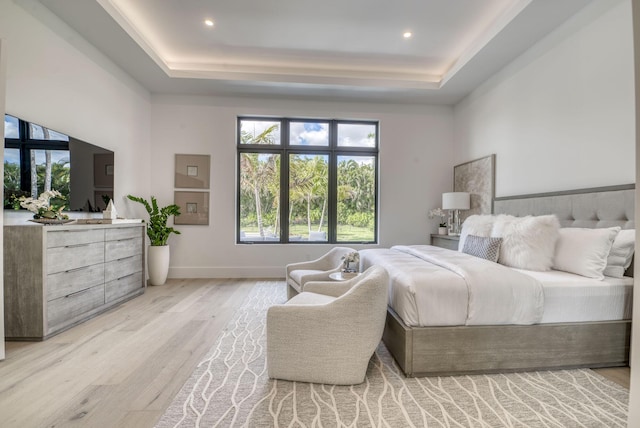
[442,192,470,236]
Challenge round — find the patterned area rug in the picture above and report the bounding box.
[156,281,629,428]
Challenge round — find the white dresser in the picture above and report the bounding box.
[3,223,146,340]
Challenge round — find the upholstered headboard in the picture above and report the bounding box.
[493,184,635,230]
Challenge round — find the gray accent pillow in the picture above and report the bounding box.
[462,235,502,262]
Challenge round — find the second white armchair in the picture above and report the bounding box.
[285,246,354,299]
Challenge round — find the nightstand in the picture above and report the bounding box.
[430,234,460,251]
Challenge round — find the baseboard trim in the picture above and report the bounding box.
[168,266,284,279]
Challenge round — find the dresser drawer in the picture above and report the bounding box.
[105,271,143,302]
[47,284,105,330]
[105,237,142,262]
[47,229,104,248]
[105,226,142,241]
[105,254,143,283]
[46,242,104,275]
[47,263,105,301]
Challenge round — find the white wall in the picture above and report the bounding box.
[0,0,152,210]
[453,0,635,197]
[151,95,453,278]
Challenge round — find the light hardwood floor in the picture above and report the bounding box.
[0,278,631,427]
[0,278,256,428]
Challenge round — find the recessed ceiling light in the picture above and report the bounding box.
[403,31,413,39]
[204,19,214,27]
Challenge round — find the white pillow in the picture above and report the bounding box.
[491,214,560,271]
[458,215,495,251]
[603,229,635,278]
[553,227,620,279]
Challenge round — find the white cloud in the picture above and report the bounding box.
[290,122,328,146]
[337,123,376,147]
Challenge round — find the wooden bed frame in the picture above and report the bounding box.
[382,184,635,377]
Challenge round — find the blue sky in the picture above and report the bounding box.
[290,122,329,146]
[4,148,70,166]
[4,115,18,139]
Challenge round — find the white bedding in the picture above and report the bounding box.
[514,269,634,323]
[360,245,544,327]
[360,245,633,327]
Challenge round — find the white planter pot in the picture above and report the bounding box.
[148,245,170,286]
[438,227,448,235]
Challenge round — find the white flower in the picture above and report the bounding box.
[19,190,67,216]
[342,251,360,264]
[428,207,447,226]
[428,207,446,220]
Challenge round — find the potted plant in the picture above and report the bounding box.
[428,207,448,235]
[127,195,181,285]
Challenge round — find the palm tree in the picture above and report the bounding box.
[289,155,328,235]
[240,124,279,237]
[308,156,328,232]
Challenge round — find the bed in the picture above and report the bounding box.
[362,185,635,377]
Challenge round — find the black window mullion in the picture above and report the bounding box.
[18,120,30,192]
[327,120,338,243]
[281,119,290,243]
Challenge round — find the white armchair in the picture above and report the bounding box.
[267,265,389,385]
[285,246,354,299]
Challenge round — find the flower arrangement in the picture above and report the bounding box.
[341,251,360,273]
[428,207,447,228]
[19,190,69,220]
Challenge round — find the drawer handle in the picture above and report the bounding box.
[64,243,91,249]
[116,255,135,262]
[65,266,87,274]
[65,288,91,298]
[117,273,136,281]
[114,238,136,243]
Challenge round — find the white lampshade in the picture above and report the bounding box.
[442,192,470,210]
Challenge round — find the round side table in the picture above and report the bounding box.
[329,272,360,281]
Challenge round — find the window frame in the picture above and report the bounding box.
[237,116,379,244]
[4,115,70,196]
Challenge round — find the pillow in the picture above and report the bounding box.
[603,229,635,278]
[462,235,502,262]
[491,214,560,271]
[458,215,496,251]
[553,227,620,279]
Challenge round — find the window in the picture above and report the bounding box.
[4,115,70,208]
[238,117,378,244]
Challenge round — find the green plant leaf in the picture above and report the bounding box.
[127,194,181,246]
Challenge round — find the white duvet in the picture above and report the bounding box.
[360,245,544,327]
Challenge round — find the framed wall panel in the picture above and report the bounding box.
[174,191,209,225]
[175,154,210,189]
